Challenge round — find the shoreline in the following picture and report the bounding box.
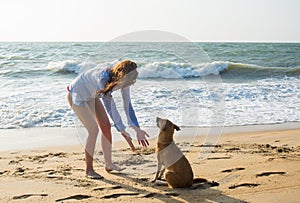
[0,122,300,152]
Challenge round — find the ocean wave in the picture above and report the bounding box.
[138,61,228,79]
[47,60,83,74]
[137,61,299,79]
[46,60,230,78]
[46,60,117,74]
[224,63,300,79]
[46,60,300,79]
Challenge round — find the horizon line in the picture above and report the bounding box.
[0,40,300,43]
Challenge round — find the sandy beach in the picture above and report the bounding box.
[0,125,300,203]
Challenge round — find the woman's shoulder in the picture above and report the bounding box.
[85,67,110,80]
[100,68,111,79]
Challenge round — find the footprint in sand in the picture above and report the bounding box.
[101,193,139,199]
[0,170,8,175]
[198,144,222,148]
[165,192,180,197]
[143,192,180,198]
[256,171,286,177]
[46,171,66,179]
[9,160,20,165]
[207,156,231,160]
[221,167,245,173]
[93,185,122,191]
[143,192,159,198]
[93,186,141,199]
[13,194,48,200]
[55,194,91,202]
[14,167,25,175]
[229,183,260,189]
[190,181,220,190]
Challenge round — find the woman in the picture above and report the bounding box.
[67,60,150,179]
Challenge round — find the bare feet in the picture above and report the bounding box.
[86,170,103,179]
[105,163,126,173]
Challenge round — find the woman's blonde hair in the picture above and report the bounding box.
[98,60,138,94]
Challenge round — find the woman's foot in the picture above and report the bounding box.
[86,170,104,179]
[105,163,125,173]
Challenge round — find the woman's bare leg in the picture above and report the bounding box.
[67,93,101,177]
[94,98,112,142]
[94,98,124,171]
[94,98,112,165]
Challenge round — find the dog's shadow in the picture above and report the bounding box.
[150,176,219,190]
[111,173,247,203]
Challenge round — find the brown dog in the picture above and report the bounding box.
[152,117,194,188]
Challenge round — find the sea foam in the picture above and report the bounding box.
[138,61,229,79]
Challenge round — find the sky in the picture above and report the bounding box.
[0,0,299,42]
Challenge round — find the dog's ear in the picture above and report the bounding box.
[174,124,180,131]
[161,120,167,131]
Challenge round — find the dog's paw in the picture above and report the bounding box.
[154,180,168,186]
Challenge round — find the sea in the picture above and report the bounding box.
[1,42,300,130]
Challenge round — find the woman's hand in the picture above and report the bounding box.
[121,130,136,151]
[133,126,150,147]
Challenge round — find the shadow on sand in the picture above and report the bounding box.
[96,172,248,203]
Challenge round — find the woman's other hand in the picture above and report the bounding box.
[133,126,150,147]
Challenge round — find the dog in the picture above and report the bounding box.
[152,117,194,188]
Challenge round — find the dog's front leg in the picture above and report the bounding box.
[152,162,163,183]
[157,167,165,180]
